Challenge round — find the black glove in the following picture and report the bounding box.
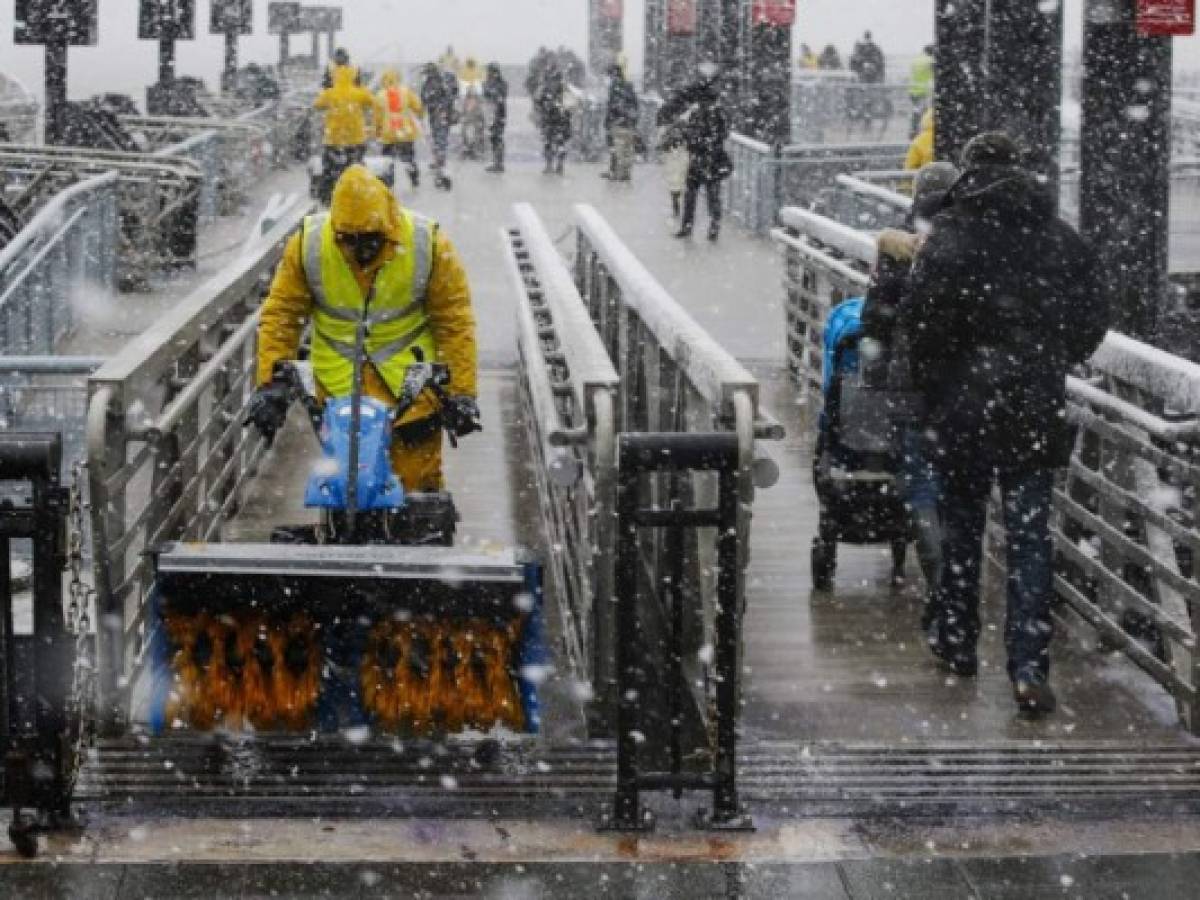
[244,382,290,445]
[442,395,482,438]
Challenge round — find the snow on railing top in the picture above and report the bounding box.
[779,206,877,267]
[0,171,118,276]
[573,203,758,412]
[835,174,913,212]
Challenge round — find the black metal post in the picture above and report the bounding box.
[0,538,12,750]
[1080,0,1173,340]
[718,0,746,118]
[158,20,177,86]
[223,29,239,95]
[609,458,649,830]
[708,461,742,826]
[43,41,68,145]
[327,29,336,62]
[934,0,988,164]
[280,31,291,68]
[745,21,792,145]
[644,0,665,94]
[310,31,320,70]
[602,432,751,832]
[985,0,1063,196]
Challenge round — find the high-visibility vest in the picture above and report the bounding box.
[384,87,419,142]
[301,210,437,398]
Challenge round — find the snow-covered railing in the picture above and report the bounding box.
[0,356,103,474]
[505,203,620,724]
[573,203,782,732]
[774,204,1200,733]
[0,172,119,355]
[724,136,908,234]
[85,202,310,731]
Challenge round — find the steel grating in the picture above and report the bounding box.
[74,738,1200,820]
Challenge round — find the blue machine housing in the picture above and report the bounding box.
[304,397,406,511]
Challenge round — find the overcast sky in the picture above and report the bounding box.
[0,1,1195,102]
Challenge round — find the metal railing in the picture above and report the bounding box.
[0,357,104,473]
[506,203,620,724]
[725,134,908,235]
[85,202,309,730]
[812,173,912,232]
[0,173,119,355]
[0,146,203,287]
[791,76,914,145]
[773,204,1200,734]
[573,201,780,701]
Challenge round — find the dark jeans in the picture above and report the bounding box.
[430,123,449,168]
[490,127,505,165]
[682,176,721,231]
[932,467,1055,682]
[320,144,364,204]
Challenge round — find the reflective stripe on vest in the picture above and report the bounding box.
[301,211,437,397]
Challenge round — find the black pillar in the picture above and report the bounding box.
[718,0,746,117]
[986,1,1063,192]
[1080,0,1173,340]
[664,33,696,93]
[590,1,624,76]
[697,0,722,61]
[934,0,988,164]
[223,29,239,94]
[644,0,666,93]
[310,31,320,69]
[43,41,68,144]
[327,30,336,61]
[158,24,177,85]
[745,21,792,145]
[280,32,291,67]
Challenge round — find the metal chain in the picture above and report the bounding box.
[63,460,97,791]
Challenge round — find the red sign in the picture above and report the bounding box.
[599,0,623,21]
[667,0,697,35]
[751,0,797,28]
[1137,0,1196,36]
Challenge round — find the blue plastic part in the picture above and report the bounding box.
[516,562,547,735]
[304,397,407,511]
[146,584,172,736]
[822,297,865,394]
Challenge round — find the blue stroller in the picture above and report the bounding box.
[811,298,909,590]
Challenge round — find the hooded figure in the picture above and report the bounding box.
[483,63,508,173]
[251,166,480,491]
[377,69,425,189]
[315,63,380,147]
[658,65,732,240]
[858,161,961,604]
[905,109,935,170]
[903,132,1109,712]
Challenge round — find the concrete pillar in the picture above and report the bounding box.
[1080,0,1173,339]
[986,0,1063,193]
[934,0,988,163]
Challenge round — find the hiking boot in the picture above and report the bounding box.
[707,222,720,242]
[674,227,693,239]
[928,635,978,678]
[1013,677,1057,715]
[485,163,504,173]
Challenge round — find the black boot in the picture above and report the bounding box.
[671,192,681,217]
[707,220,720,242]
[409,165,419,188]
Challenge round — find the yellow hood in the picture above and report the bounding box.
[330,165,404,241]
[920,109,934,134]
[380,69,400,89]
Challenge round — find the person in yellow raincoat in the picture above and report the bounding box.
[313,57,384,204]
[247,165,480,491]
[378,69,426,189]
[905,108,935,171]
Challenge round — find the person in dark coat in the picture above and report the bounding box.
[535,62,571,175]
[602,64,640,182]
[849,31,886,84]
[420,63,454,189]
[902,132,1110,714]
[658,62,731,241]
[483,64,508,173]
[859,161,961,607]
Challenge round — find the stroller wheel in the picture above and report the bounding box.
[812,537,836,591]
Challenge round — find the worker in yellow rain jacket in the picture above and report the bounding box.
[377,69,425,190]
[314,54,384,204]
[905,108,935,171]
[247,165,480,491]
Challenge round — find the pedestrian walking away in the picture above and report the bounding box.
[535,62,571,175]
[313,55,384,205]
[659,61,732,242]
[377,69,425,189]
[902,132,1110,715]
[602,64,639,182]
[483,63,508,173]
[420,63,455,190]
[859,161,961,607]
